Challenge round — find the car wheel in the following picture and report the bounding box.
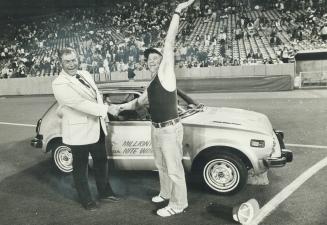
[51,142,73,174]
[199,152,248,194]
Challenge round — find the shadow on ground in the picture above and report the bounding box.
[0,138,286,225]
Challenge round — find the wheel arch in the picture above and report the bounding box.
[191,145,253,173]
[46,137,63,153]
[47,137,73,174]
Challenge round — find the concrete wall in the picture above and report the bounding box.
[0,76,56,96]
[0,64,295,96]
[114,63,295,80]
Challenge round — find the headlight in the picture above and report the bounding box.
[250,139,265,148]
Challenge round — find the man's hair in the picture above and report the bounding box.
[58,48,77,62]
[144,47,162,61]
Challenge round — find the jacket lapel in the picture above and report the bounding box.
[60,71,96,101]
[81,72,103,103]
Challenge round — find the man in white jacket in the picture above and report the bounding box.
[52,48,119,210]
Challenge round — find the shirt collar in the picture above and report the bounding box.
[60,69,78,78]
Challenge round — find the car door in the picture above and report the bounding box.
[103,91,156,170]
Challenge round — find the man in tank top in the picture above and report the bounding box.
[118,0,195,217]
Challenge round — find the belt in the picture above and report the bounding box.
[152,118,180,128]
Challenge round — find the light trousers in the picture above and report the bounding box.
[151,122,188,210]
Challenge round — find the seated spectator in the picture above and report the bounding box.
[233,58,240,66]
[253,18,260,30]
[127,62,135,80]
[320,23,327,41]
[280,46,290,63]
[219,32,227,44]
[235,26,243,40]
[1,65,9,78]
[180,45,187,61]
[270,35,282,46]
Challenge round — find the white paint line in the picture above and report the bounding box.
[0,121,36,127]
[286,143,327,149]
[250,156,327,225]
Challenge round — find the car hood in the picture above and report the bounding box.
[182,106,273,136]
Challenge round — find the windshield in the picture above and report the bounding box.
[177,89,204,118]
[101,88,204,120]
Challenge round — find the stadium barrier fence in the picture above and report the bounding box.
[0,64,295,96]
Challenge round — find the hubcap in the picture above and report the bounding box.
[54,146,73,172]
[204,158,240,192]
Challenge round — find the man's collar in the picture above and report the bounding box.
[60,70,78,77]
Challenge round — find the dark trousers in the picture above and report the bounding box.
[69,129,114,206]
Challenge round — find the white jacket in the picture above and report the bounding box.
[52,70,108,145]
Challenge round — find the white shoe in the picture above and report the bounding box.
[233,199,260,225]
[156,206,185,217]
[151,195,167,203]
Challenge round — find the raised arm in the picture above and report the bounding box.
[159,0,195,91]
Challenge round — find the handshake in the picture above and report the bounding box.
[105,98,127,117]
[104,96,135,117]
[106,103,122,117]
[104,97,121,117]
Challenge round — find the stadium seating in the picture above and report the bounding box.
[0,3,326,78]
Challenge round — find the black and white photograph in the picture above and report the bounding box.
[0,0,327,224]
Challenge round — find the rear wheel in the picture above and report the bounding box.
[51,142,73,173]
[197,152,248,194]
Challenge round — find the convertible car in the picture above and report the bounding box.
[31,81,292,194]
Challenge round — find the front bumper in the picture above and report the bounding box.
[263,130,293,168]
[31,134,43,148]
[263,149,293,167]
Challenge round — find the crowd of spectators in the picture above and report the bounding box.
[0,0,327,79]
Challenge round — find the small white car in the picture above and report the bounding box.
[31,81,292,194]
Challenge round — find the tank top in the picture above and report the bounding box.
[147,74,178,123]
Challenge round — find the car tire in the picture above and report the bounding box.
[198,152,248,195]
[51,142,73,174]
